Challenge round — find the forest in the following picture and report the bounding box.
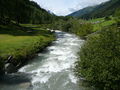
[0,0,57,24]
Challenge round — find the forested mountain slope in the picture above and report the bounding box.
[68,6,96,17]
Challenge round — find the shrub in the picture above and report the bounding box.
[62,19,93,37]
[75,25,120,89]
[53,18,93,38]
[62,23,71,32]
[114,9,120,26]
[75,23,93,38]
[104,16,111,21]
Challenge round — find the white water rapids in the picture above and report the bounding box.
[0,31,93,90]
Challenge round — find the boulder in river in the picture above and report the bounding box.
[4,63,16,73]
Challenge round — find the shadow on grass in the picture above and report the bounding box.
[0,23,52,37]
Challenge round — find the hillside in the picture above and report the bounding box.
[68,6,96,17]
[0,0,57,74]
[0,0,56,24]
[68,0,120,19]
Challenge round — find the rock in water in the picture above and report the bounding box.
[19,82,31,89]
[5,63,16,73]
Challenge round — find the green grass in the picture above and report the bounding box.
[21,24,53,30]
[93,20,116,31]
[86,17,116,32]
[88,17,105,23]
[0,24,55,65]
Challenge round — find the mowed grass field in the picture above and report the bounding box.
[0,24,55,65]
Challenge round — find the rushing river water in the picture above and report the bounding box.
[0,31,93,90]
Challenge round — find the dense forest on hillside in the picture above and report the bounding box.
[0,0,57,24]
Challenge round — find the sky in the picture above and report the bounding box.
[32,0,109,16]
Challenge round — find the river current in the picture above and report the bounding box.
[0,31,93,90]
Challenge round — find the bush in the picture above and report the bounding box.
[72,22,93,38]
[54,18,93,38]
[114,9,120,26]
[61,20,73,32]
[75,25,120,89]
[104,16,111,21]
[64,19,93,37]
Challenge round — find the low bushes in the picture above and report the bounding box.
[53,19,93,38]
[71,20,93,38]
[75,25,120,89]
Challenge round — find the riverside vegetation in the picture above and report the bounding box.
[75,25,120,90]
[0,23,55,74]
[75,11,120,90]
[53,9,120,90]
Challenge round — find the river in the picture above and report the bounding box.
[0,31,92,90]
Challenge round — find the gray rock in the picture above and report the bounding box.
[19,82,31,89]
[5,63,16,73]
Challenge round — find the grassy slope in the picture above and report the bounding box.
[0,24,55,67]
[87,17,116,31]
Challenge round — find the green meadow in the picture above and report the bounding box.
[88,17,116,31]
[0,24,55,66]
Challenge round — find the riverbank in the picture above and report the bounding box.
[73,18,120,89]
[52,16,120,89]
[0,31,86,90]
[0,23,55,74]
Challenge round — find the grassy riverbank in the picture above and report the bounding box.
[0,23,55,73]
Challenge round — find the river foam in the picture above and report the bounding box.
[18,31,84,90]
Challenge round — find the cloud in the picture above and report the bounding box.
[68,5,82,13]
[32,0,109,16]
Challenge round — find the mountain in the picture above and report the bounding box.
[68,6,96,17]
[68,0,120,19]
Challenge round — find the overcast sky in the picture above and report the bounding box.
[32,0,109,16]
